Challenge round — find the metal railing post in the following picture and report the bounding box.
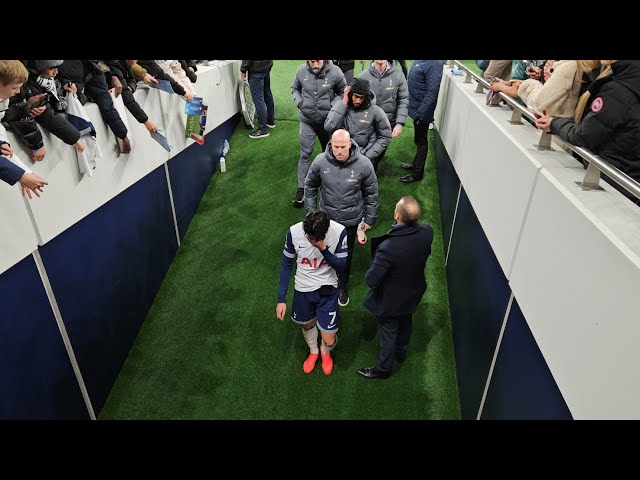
[576,161,604,191]
[509,109,523,124]
[447,60,640,201]
[536,131,553,150]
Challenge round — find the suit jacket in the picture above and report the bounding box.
[363,223,433,317]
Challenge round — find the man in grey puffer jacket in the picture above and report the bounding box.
[291,60,347,207]
[358,60,409,139]
[304,129,379,307]
[324,78,392,172]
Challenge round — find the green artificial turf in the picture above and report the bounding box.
[458,60,482,74]
[99,61,460,419]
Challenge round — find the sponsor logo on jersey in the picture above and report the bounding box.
[301,257,328,268]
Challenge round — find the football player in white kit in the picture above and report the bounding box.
[276,209,348,375]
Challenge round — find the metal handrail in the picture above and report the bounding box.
[448,60,640,200]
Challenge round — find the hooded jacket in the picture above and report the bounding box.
[358,61,409,126]
[304,139,378,227]
[292,60,347,125]
[324,89,392,160]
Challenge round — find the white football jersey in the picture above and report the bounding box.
[283,220,348,292]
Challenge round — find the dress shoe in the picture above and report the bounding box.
[357,367,390,379]
[400,174,423,183]
[399,162,414,170]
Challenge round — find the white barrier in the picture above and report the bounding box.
[0,60,241,274]
[436,66,640,419]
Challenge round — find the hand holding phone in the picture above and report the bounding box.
[31,93,49,108]
[531,107,548,119]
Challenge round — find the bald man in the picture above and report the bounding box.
[304,128,379,307]
[358,196,433,379]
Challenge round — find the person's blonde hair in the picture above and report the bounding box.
[574,62,613,122]
[0,60,28,86]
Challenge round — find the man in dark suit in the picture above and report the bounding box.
[357,196,433,379]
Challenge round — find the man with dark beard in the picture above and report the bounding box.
[324,78,391,172]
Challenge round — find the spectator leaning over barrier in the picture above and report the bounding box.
[136,60,191,101]
[0,60,48,198]
[291,60,346,208]
[518,60,600,117]
[324,78,392,172]
[105,60,159,135]
[56,60,131,154]
[24,60,87,153]
[127,60,159,87]
[155,60,196,100]
[535,60,640,203]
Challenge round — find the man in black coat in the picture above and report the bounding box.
[357,196,433,379]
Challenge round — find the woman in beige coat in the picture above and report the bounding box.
[518,60,600,117]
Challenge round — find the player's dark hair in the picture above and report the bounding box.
[303,209,330,240]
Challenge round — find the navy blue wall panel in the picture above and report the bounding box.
[434,130,460,256]
[169,114,240,239]
[0,255,88,419]
[481,297,572,419]
[446,188,511,420]
[38,166,178,415]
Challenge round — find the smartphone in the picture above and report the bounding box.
[31,93,49,108]
[531,108,547,119]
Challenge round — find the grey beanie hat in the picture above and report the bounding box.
[33,60,64,71]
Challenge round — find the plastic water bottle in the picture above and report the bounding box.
[222,139,230,156]
[219,157,226,173]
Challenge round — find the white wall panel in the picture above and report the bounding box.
[456,104,539,275]
[3,61,241,246]
[0,154,38,274]
[434,69,451,132]
[509,170,640,419]
[438,72,472,172]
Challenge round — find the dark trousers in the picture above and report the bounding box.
[370,149,385,172]
[248,70,275,131]
[337,224,358,290]
[376,314,413,373]
[411,121,429,178]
